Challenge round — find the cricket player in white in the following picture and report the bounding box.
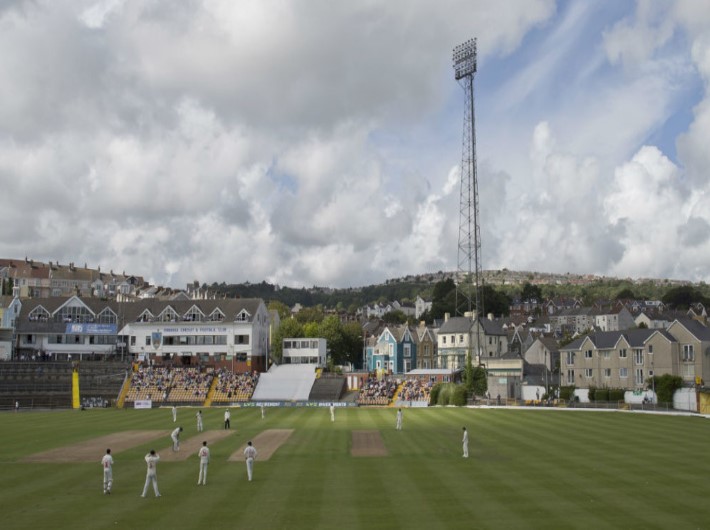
[224,409,231,429]
[196,410,204,432]
[396,408,403,431]
[261,405,265,419]
[101,448,113,494]
[329,403,335,422]
[244,441,257,481]
[197,441,210,485]
[171,426,183,451]
[172,406,177,422]
[141,450,161,497]
[462,427,469,458]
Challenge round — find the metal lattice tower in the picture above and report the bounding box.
[453,38,484,353]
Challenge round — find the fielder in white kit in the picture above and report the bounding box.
[101,448,113,494]
[141,450,161,497]
[197,441,210,485]
[244,441,257,481]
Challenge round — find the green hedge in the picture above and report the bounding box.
[559,386,575,401]
[594,388,609,401]
[430,383,468,406]
[608,388,625,401]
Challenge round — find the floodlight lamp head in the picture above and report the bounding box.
[453,37,477,80]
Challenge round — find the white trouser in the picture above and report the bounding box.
[246,457,254,481]
[198,463,208,484]
[142,474,160,496]
[463,443,469,457]
[103,470,112,492]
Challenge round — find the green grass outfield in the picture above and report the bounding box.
[0,406,709,530]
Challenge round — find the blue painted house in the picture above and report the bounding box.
[366,325,416,375]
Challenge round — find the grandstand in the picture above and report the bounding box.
[356,376,398,406]
[211,369,259,403]
[395,378,432,405]
[0,361,129,410]
[166,367,213,404]
[251,364,317,401]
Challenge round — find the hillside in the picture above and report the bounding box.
[208,270,710,311]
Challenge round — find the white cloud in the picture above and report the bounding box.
[3,1,710,289]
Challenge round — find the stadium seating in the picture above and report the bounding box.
[211,369,260,403]
[357,377,398,406]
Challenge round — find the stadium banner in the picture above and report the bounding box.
[134,400,152,409]
[239,401,358,408]
[395,400,429,408]
[65,323,117,335]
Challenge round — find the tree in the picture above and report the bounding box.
[267,300,291,321]
[650,374,683,404]
[520,282,542,302]
[382,310,407,324]
[294,306,325,324]
[271,318,303,362]
[662,286,708,310]
[463,354,474,394]
[318,316,346,366]
[615,288,636,300]
[481,285,511,317]
[430,278,456,320]
[472,366,487,396]
[341,322,365,368]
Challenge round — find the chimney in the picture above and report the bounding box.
[488,313,494,321]
[444,312,450,322]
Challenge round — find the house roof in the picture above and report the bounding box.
[16,296,266,325]
[674,318,710,341]
[438,316,506,336]
[560,328,676,351]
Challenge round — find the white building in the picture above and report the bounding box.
[12,296,271,370]
[282,338,327,366]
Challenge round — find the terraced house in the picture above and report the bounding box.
[559,318,710,391]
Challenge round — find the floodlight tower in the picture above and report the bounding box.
[453,38,484,359]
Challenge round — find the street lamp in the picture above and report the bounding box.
[649,350,656,405]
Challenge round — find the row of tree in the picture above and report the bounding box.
[211,276,710,321]
[268,301,364,368]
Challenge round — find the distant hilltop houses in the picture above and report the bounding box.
[0,258,217,301]
[386,269,693,288]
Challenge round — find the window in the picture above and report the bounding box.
[158,307,179,322]
[634,350,644,365]
[442,336,447,345]
[602,351,610,360]
[146,336,151,346]
[585,350,593,359]
[183,306,204,322]
[130,336,136,346]
[566,369,575,384]
[404,344,411,358]
[604,368,611,378]
[682,344,695,361]
[459,334,464,343]
[236,334,250,345]
[97,308,117,324]
[635,368,644,385]
[648,344,653,354]
[619,348,627,359]
[566,352,575,365]
[619,368,628,379]
[584,368,593,379]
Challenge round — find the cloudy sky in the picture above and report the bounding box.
[1,0,709,289]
